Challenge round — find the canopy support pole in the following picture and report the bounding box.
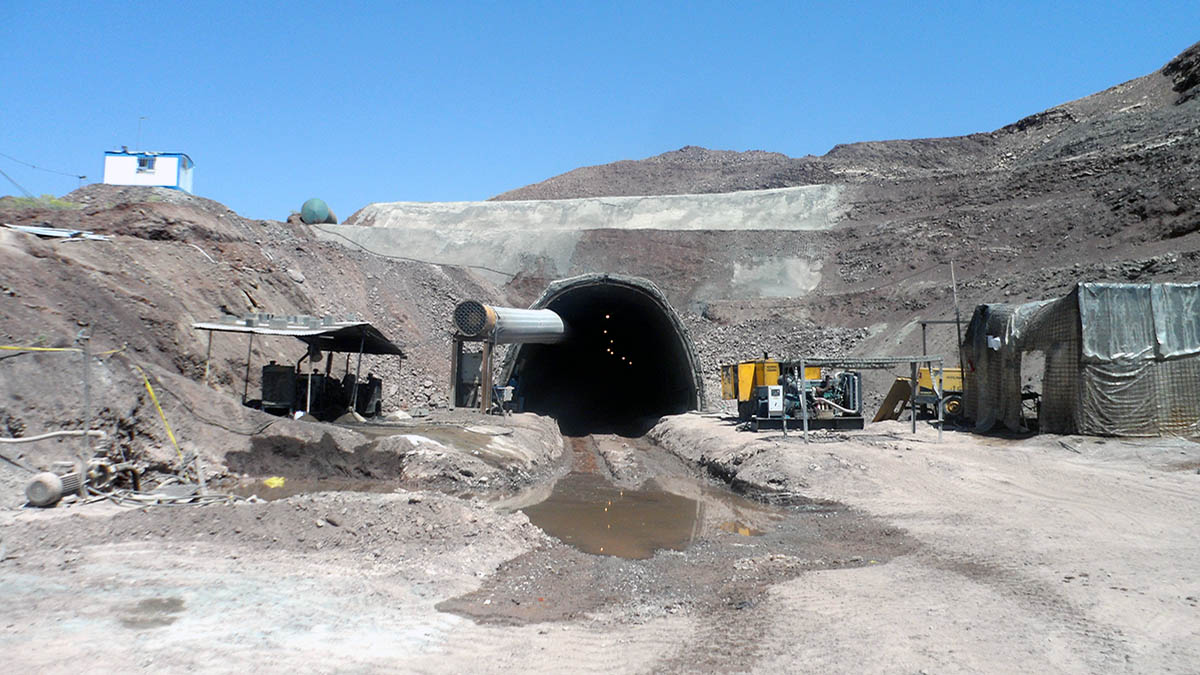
[910,361,919,434]
[449,337,462,410]
[203,330,213,387]
[242,334,254,404]
[350,328,366,412]
[801,357,809,444]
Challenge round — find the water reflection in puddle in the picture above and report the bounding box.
[519,473,785,560]
[219,477,398,501]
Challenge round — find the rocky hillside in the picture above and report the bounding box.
[483,40,1200,402]
[492,41,1200,210]
[0,184,511,497]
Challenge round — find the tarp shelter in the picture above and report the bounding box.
[192,315,405,357]
[963,282,1200,437]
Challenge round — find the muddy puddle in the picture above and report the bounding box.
[217,476,399,501]
[440,434,916,626]
[518,473,790,559]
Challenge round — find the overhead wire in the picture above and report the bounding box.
[0,167,34,198]
[310,223,518,278]
[0,151,86,180]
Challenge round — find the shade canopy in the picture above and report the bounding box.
[193,315,405,356]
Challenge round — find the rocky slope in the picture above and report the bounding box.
[493,41,1199,204]
[486,41,1200,372]
[0,184,540,496]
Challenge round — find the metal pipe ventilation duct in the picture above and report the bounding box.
[453,300,567,344]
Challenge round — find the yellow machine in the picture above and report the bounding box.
[721,358,823,421]
[874,367,963,422]
[721,359,779,419]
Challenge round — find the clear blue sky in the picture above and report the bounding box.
[3,2,1197,220]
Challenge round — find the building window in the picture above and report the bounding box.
[136,156,156,173]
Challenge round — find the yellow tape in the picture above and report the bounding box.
[0,345,125,356]
[0,345,80,353]
[132,364,183,461]
[3,344,172,458]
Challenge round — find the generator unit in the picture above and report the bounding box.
[721,358,864,430]
[720,358,782,420]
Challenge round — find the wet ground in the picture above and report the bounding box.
[219,476,399,501]
[520,472,785,559]
[438,434,915,626]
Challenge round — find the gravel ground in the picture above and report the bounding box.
[2,415,1197,673]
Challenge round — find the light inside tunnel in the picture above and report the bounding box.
[504,280,700,435]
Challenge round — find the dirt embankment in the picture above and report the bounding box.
[0,184,575,501]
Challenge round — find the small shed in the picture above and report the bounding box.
[103,149,194,193]
[963,282,1200,437]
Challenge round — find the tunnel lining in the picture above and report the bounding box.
[500,274,704,416]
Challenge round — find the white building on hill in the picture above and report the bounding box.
[102,149,194,193]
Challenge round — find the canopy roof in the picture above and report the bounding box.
[193,314,405,356]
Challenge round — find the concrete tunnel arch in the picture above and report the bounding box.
[500,274,704,432]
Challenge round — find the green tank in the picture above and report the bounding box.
[300,198,337,225]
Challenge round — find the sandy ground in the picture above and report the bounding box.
[2,413,1197,673]
[651,416,1200,673]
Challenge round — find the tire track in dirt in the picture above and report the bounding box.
[921,549,1132,670]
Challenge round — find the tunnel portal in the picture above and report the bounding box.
[501,275,703,435]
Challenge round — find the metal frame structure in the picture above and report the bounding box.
[792,355,946,443]
[449,335,496,413]
[192,314,404,417]
[450,301,566,415]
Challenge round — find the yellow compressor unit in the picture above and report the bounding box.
[721,359,824,421]
[721,359,779,420]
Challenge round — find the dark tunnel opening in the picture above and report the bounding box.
[503,278,701,436]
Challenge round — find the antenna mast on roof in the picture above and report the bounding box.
[136,116,148,151]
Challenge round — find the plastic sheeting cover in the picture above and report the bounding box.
[963,282,1200,437]
[1152,282,1200,359]
[1079,283,1155,361]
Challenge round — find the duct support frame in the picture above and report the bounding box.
[449,334,497,414]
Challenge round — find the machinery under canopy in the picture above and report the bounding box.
[193,313,405,421]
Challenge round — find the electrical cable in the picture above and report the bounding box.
[0,151,85,180]
[129,363,183,461]
[0,167,34,198]
[0,450,36,473]
[0,429,106,444]
[156,385,277,437]
[310,223,517,278]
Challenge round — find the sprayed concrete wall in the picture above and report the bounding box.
[316,184,851,304]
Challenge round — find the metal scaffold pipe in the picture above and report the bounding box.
[453,300,567,344]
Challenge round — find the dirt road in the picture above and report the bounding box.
[2,415,1198,673]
